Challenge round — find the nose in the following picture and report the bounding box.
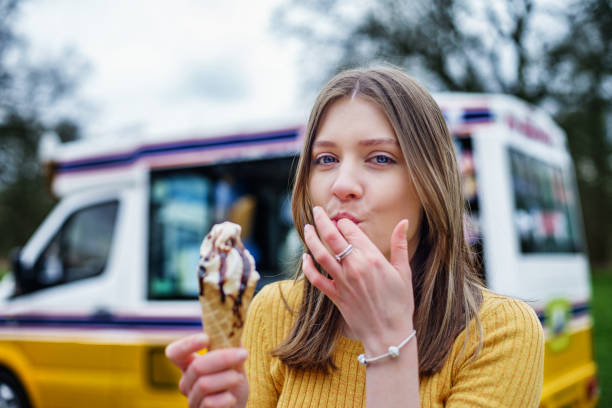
[330,161,363,201]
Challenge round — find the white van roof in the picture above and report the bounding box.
[44,93,566,197]
[45,121,305,197]
[435,93,566,148]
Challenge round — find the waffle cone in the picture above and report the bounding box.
[199,281,256,350]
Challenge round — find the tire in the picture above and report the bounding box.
[0,369,31,408]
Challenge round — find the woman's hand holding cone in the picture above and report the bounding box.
[165,333,249,408]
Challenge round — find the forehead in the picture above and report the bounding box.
[314,96,398,143]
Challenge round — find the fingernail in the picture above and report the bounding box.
[313,206,321,215]
[304,224,310,233]
[237,349,248,359]
[194,333,207,345]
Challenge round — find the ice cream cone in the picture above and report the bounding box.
[196,221,260,350]
[199,280,256,350]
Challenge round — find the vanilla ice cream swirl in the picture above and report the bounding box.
[197,222,259,301]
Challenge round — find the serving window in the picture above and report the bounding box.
[454,135,485,282]
[148,157,299,300]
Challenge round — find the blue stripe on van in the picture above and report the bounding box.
[1,303,589,330]
[0,314,202,330]
[536,303,590,325]
[462,109,494,123]
[56,128,301,174]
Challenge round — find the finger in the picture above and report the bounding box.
[182,348,248,395]
[336,218,380,253]
[312,206,350,254]
[303,223,341,277]
[302,253,338,300]
[166,333,209,372]
[187,370,243,407]
[200,391,237,408]
[389,219,411,273]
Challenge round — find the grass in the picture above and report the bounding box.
[0,268,7,281]
[592,269,612,406]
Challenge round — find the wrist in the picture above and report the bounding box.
[358,329,417,366]
[360,322,414,356]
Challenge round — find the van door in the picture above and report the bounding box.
[2,189,124,408]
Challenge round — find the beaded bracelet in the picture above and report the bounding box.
[357,330,417,366]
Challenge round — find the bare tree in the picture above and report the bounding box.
[0,0,85,259]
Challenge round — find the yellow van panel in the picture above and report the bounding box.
[0,338,187,408]
[541,327,599,408]
[0,342,44,408]
[1,326,600,407]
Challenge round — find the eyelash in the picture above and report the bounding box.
[313,154,337,165]
[312,154,397,166]
[368,154,396,165]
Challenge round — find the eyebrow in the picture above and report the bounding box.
[313,138,400,148]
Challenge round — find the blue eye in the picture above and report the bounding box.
[371,155,396,164]
[314,154,337,165]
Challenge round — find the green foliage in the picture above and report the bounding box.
[592,270,612,405]
[0,115,57,255]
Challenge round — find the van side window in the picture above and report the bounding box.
[509,149,583,253]
[25,201,119,294]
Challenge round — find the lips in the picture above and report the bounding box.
[330,211,361,226]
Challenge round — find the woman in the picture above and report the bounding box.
[166,66,544,407]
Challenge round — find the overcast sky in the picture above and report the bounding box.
[14,0,306,139]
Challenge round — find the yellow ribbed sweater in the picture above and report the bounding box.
[243,280,544,407]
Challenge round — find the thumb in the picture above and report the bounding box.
[390,219,411,274]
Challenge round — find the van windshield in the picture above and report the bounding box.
[148,157,299,300]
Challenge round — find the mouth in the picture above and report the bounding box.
[330,212,361,227]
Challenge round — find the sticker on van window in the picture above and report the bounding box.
[545,298,571,352]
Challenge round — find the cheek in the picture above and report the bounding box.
[382,178,422,239]
[308,178,320,206]
[308,173,330,206]
[385,177,420,214]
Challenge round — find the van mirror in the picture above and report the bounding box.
[10,247,22,276]
[10,247,32,297]
[10,247,24,296]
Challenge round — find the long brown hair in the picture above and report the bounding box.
[272,66,483,376]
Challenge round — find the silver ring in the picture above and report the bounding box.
[335,244,353,262]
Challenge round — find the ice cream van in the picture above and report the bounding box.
[0,94,598,407]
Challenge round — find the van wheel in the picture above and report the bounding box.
[0,369,31,408]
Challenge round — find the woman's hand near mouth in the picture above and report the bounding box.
[302,206,415,353]
[303,205,420,407]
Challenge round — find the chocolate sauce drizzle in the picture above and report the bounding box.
[198,265,206,296]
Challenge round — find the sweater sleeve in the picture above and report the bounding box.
[244,283,281,408]
[446,295,545,408]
